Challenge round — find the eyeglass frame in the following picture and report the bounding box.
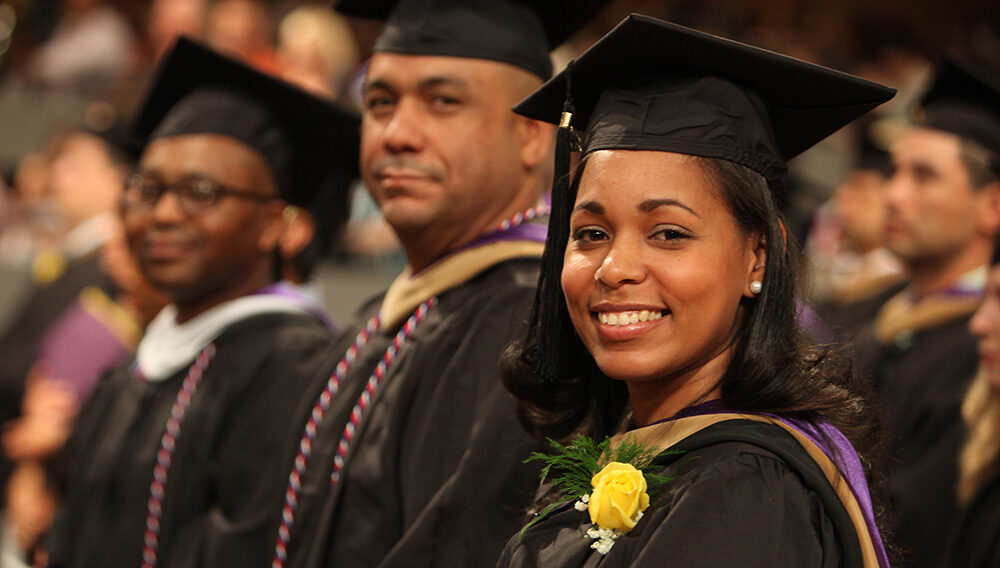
[121,172,281,216]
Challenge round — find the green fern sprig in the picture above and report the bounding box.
[518,434,679,536]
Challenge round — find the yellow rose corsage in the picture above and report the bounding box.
[523,435,677,555]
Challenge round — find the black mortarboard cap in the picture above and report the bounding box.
[515,14,896,194]
[131,37,360,207]
[334,0,610,80]
[916,57,1000,175]
[86,121,144,166]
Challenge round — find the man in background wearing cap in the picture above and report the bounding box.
[48,38,357,568]
[269,1,606,567]
[853,59,1000,568]
[814,125,906,342]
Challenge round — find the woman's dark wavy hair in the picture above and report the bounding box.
[501,154,881,470]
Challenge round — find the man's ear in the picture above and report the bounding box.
[277,206,316,258]
[517,115,556,171]
[257,201,290,252]
[975,181,1000,237]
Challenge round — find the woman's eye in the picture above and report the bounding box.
[571,228,609,242]
[651,227,691,241]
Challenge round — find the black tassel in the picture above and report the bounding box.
[532,61,578,384]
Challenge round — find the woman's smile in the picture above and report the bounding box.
[591,302,669,341]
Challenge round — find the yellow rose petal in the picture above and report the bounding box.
[588,462,651,533]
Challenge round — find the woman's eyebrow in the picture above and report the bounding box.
[639,198,700,218]
[574,200,604,214]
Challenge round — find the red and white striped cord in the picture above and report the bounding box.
[495,203,549,232]
[273,299,434,568]
[141,343,217,568]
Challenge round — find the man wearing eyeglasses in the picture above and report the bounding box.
[47,38,358,568]
[123,141,278,311]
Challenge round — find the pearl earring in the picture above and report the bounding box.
[749,280,763,294]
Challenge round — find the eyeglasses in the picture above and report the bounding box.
[121,173,279,215]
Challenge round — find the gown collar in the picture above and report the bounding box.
[136,281,327,381]
[379,225,546,330]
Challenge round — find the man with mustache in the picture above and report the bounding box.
[48,38,358,568]
[853,58,1000,568]
[270,1,606,567]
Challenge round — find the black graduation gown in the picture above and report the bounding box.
[0,252,114,500]
[943,468,1000,568]
[854,313,978,568]
[499,420,866,568]
[282,258,543,568]
[48,311,335,568]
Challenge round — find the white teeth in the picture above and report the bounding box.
[597,310,663,326]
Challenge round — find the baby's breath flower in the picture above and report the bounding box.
[591,537,615,555]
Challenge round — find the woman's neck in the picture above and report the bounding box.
[626,349,730,427]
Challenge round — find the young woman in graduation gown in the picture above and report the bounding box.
[497,15,895,568]
[946,237,1000,567]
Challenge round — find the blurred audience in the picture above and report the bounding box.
[852,58,1000,568]
[145,0,207,61]
[205,0,278,74]
[1,227,166,566]
[28,0,137,97]
[0,128,131,521]
[277,4,359,99]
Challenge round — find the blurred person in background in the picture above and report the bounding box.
[28,0,137,97]
[47,37,357,568]
[0,128,131,510]
[146,0,208,62]
[0,147,63,332]
[274,6,402,270]
[277,4,359,100]
[2,228,168,567]
[853,58,1000,568]
[813,124,906,342]
[948,235,1000,567]
[205,0,279,75]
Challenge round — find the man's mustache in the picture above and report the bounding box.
[371,156,445,182]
